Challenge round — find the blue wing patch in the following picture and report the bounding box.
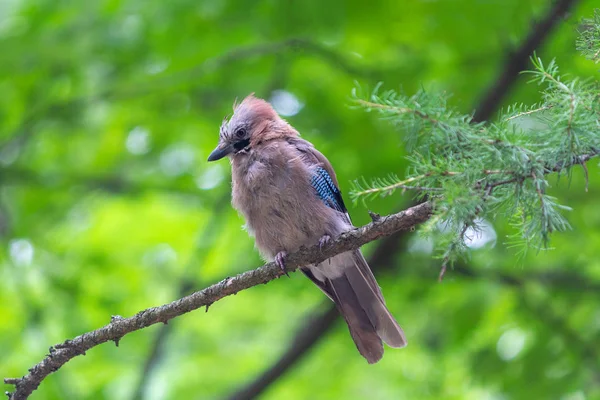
[311,167,347,213]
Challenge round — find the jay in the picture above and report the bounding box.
[208,94,406,363]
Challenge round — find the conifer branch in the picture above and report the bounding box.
[229,6,589,398]
[577,9,600,62]
[351,23,600,263]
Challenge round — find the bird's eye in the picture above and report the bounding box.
[235,128,246,138]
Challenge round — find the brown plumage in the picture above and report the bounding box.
[208,94,407,363]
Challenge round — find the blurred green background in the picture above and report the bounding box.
[1,0,600,399]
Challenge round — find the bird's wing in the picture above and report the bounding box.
[288,137,406,358]
[289,137,348,215]
[290,137,384,299]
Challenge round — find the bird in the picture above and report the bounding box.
[207,94,406,363]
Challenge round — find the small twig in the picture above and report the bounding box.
[440,179,496,282]
[353,171,464,199]
[354,99,443,126]
[593,47,600,63]
[567,91,578,155]
[489,177,520,188]
[438,255,450,282]
[531,171,550,239]
[582,162,589,192]
[357,146,599,202]
[439,218,475,282]
[504,105,552,121]
[531,172,546,202]
[368,211,381,222]
[352,174,435,198]
[398,185,443,192]
[484,183,494,198]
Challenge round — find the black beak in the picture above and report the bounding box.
[207,144,233,162]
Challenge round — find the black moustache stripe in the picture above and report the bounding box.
[233,138,250,152]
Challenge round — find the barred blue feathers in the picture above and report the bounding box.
[311,167,347,213]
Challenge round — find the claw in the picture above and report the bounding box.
[318,234,331,250]
[275,251,289,277]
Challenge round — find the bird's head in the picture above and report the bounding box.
[208,94,292,162]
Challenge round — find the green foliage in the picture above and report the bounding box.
[577,9,600,63]
[351,22,600,264]
[2,1,600,400]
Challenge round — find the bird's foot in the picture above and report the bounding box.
[275,251,289,277]
[318,234,331,251]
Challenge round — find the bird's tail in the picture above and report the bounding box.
[304,250,407,363]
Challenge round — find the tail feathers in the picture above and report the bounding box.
[343,255,407,348]
[353,250,385,303]
[304,250,407,363]
[328,274,384,363]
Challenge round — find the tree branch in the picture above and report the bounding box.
[3,2,586,396]
[456,265,600,369]
[0,37,396,158]
[227,303,340,400]
[472,0,579,122]
[130,279,196,400]
[131,193,230,399]
[0,167,201,196]
[227,224,412,400]
[229,2,584,395]
[3,202,433,400]
[228,241,600,400]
